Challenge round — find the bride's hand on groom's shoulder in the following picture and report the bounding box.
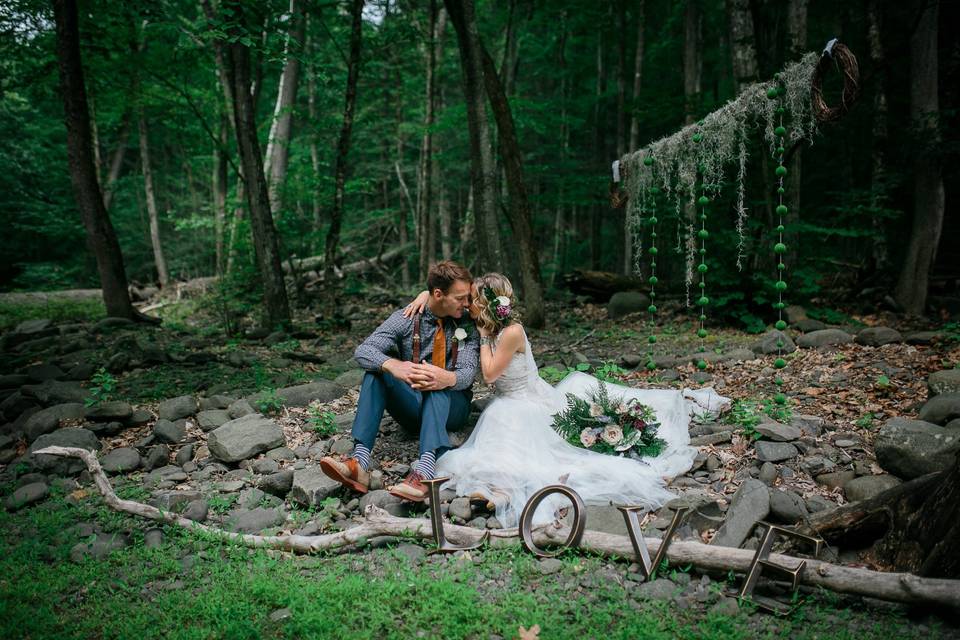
[402,290,430,318]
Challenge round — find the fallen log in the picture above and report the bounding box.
[561,269,646,302]
[35,446,960,609]
[284,242,413,277]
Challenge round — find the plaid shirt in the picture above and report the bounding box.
[353,307,480,392]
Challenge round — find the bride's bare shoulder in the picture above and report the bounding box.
[501,323,526,352]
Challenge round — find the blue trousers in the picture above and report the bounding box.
[351,371,471,458]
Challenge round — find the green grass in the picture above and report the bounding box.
[0,297,105,331]
[0,487,949,640]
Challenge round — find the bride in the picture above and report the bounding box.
[404,273,729,527]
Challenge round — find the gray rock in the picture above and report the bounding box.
[92,317,136,333]
[805,495,833,514]
[199,395,235,411]
[227,399,255,419]
[690,431,732,446]
[636,578,677,601]
[21,380,89,405]
[333,369,366,388]
[14,318,52,335]
[796,329,854,349]
[144,529,164,548]
[330,438,353,455]
[583,504,630,537]
[84,401,133,422]
[266,446,296,461]
[906,331,943,345]
[25,363,64,382]
[928,370,960,397]
[758,462,778,486]
[217,479,246,492]
[710,479,769,548]
[175,443,195,466]
[70,533,129,562]
[289,468,341,507]
[393,543,426,565]
[750,330,797,355]
[196,410,231,432]
[226,507,287,534]
[918,393,960,426]
[768,489,808,524]
[4,481,49,510]
[875,417,960,479]
[816,470,857,489]
[358,489,407,517]
[150,490,201,512]
[23,402,86,442]
[855,327,902,346]
[0,374,31,389]
[538,558,563,575]
[249,381,346,410]
[183,499,209,522]
[448,497,473,521]
[100,448,141,474]
[157,395,197,421]
[128,409,153,427]
[251,458,280,475]
[86,420,125,438]
[607,291,650,320]
[143,445,170,471]
[844,475,901,502]
[710,597,740,616]
[153,419,186,444]
[28,427,101,475]
[754,420,802,442]
[754,441,799,462]
[208,414,286,463]
[793,318,826,333]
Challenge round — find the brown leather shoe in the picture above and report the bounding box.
[387,471,428,503]
[319,455,370,494]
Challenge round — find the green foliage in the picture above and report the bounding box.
[0,298,105,332]
[207,494,237,515]
[84,368,117,408]
[552,383,665,458]
[254,388,284,416]
[308,406,338,438]
[855,413,876,429]
[725,397,793,440]
[538,362,590,385]
[593,361,628,383]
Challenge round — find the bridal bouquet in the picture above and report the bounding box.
[551,384,665,458]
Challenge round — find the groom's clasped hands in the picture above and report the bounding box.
[382,358,455,391]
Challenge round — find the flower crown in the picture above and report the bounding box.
[483,286,512,325]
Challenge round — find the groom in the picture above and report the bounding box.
[320,261,479,502]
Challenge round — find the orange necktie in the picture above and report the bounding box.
[432,322,446,369]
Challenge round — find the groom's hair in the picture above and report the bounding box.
[427,261,473,294]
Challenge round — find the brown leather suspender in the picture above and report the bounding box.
[410,313,458,369]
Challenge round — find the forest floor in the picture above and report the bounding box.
[1,289,959,639]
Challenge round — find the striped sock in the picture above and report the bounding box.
[352,443,372,471]
[412,450,436,480]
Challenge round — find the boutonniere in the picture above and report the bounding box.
[453,325,469,344]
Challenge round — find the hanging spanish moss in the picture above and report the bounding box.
[620,53,819,267]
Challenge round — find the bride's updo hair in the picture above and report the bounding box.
[473,272,519,334]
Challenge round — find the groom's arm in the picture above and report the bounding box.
[450,329,480,391]
[354,310,407,372]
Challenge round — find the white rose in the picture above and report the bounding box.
[454,328,467,341]
[589,403,604,418]
[601,426,624,445]
[496,295,510,307]
[579,428,597,448]
[616,403,629,414]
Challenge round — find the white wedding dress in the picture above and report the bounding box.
[436,328,730,527]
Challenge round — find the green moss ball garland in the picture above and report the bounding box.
[645,170,660,371]
[693,130,709,371]
[770,76,789,405]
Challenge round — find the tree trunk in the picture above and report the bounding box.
[323,0,364,286]
[53,0,135,319]
[264,0,305,217]
[866,0,889,274]
[683,0,702,125]
[893,0,943,315]
[101,111,131,212]
[627,0,645,153]
[784,0,807,272]
[726,0,758,91]
[306,23,323,251]
[223,0,291,329]
[478,45,545,328]
[213,112,229,275]
[616,0,630,275]
[444,0,502,274]
[591,26,606,270]
[416,0,440,279]
[137,110,170,287]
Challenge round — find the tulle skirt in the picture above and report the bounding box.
[436,372,729,527]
